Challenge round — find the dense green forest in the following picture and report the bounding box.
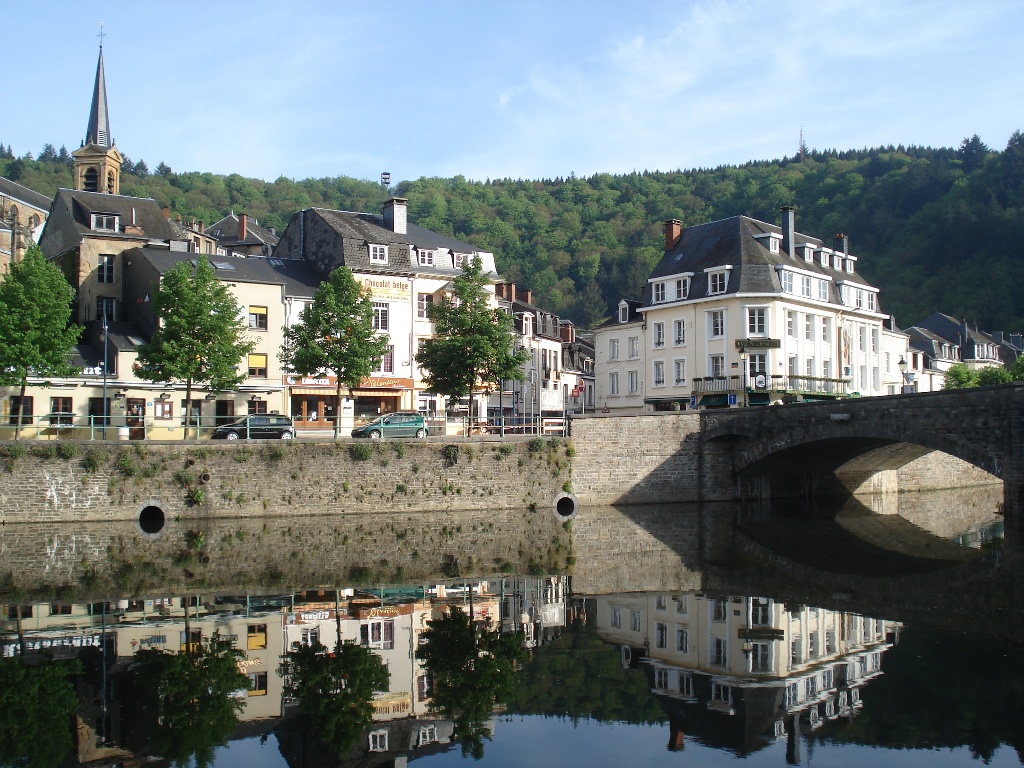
[3,131,1023,331]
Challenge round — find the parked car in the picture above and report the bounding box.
[211,414,295,440]
[351,412,428,439]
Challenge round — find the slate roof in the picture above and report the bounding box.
[0,176,52,211]
[595,299,644,330]
[132,249,322,297]
[40,189,178,259]
[645,215,874,307]
[206,213,280,248]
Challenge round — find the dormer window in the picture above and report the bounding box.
[653,282,666,303]
[803,244,815,263]
[618,302,629,323]
[417,249,434,266]
[846,260,855,274]
[834,254,843,270]
[369,244,388,265]
[676,277,690,300]
[91,213,119,232]
[453,253,467,269]
[708,269,730,295]
[770,237,780,254]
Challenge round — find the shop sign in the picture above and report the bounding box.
[357,377,414,390]
[286,609,337,624]
[2,633,104,657]
[356,603,416,619]
[372,691,411,715]
[357,275,411,300]
[735,338,781,349]
[285,375,337,387]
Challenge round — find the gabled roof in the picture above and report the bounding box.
[39,190,177,259]
[0,176,52,211]
[206,213,280,248]
[131,249,322,297]
[645,215,874,306]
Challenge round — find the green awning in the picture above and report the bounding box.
[698,394,728,407]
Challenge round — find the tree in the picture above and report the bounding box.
[279,267,390,438]
[416,257,528,424]
[0,245,82,439]
[0,656,81,768]
[278,640,390,758]
[959,134,990,173]
[136,256,255,439]
[943,362,978,389]
[416,606,525,758]
[132,632,250,768]
[976,365,1012,386]
[156,161,173,177]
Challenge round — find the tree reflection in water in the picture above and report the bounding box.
[417,605,525,759]
[278,640,389,758]
[0,655,81,768]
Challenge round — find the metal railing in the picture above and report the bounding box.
[0,414,226,441]
[691,375,849,396]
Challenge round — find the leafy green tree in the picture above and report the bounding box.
[943,362,978,389]
[976,365,1012,386]
[416,606,525,758]
[278,640,390,758]
[132,632,250,768]
[1009,355,1024,381]
[416,257,527,423]
[0,245,82,439]
[136,256,255,439]
[0,656,82,768]
[279,267,390,438]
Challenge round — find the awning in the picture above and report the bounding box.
[349,389,404,398]
[698,394,729,407]
[289,387,336,395]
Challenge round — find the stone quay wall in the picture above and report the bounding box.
[0,439,573,526]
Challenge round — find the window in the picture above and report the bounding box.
[369,731,388,752]
[97,297,116,322]
[608,339,619,360]
[248,399,268,415]
[679,673,694,697]
[8,396,32,425]
[618,304,629,323]
[858,326,866,352]
[676,628,689,653]
[674,359,686,385]
[709,270,728,294]
[453,253,467,269]
[248,305,268,330]
[628,370,639,394]
[801,275,812,297]
[373,302,389,331]
[369,244,388,264]
[50,603,73,616]
[656,622,668,649]
[628,337,639,359]
[653,322,665,347]
[653,361,665,387]
[653,282,666,303]
[630,610,642,632]
[748,308,766,336]
[750,642,770,672]
[873,366,880,390]
[418,726,438,746]
[675,598,687,615]
[788,356,799,376]
[856,289,864,309]
[806,357,816,377]
[611,606,621,628]
[787,311,796,338]
[871,328,879,353]
[417,292,434,319]
[609,372,619,395]
[90,213,118,231]
[248,354,268,378]
[712,637,728,666]
[712,599,728,621]
[247,624,268,650]
[242,672,269,697]
[749,352,767,380]
[675,278,689,300]
[823,317,832,343]
[709,355,725,378]
[417,672,434,699]
[98,253,115,283]
[49,397,72,426]
[656,595,668,610]
[301,627,320,646]
[361,618,395,649]
[708,310,724,338]
[417,248,434,266]
[377,345,395,374]
[655,668,669,689]
[805,314,813,341]
[88,398,110,427]
[868,292,877,311]
[781,271,794,293]
[673,319,685,345]
[818,279,829,301]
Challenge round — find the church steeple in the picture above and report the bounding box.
[85,42,111,146]
[73,29,122,195]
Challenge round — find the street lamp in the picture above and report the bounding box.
[898,356,910,394]
[738,346,748,407]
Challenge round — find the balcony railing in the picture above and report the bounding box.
[691,375,849,396]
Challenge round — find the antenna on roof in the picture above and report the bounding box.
[799,127,806,163]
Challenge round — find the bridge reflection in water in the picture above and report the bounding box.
[1,491,1021,767]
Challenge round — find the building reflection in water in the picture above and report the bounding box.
[590,592,895,759]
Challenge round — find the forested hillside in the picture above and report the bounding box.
[3,132,1023,331]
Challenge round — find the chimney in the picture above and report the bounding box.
[383,197,408,235]
[494,283,505,300]
[520,288,533,305]
[162,206,169,218]
[507,282,517,304]
[780,207,795,259]
[238,213,248,242]
[198,221,204,234]
[664,219,683,250]
[833,233,848,254]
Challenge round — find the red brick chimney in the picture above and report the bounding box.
[519,288,533,305]
[162,206,169,218]
[494,283,506,300]
[833,233,848,254]
[238,213,248,242]
[507,283,517,304]
[664,219,682,250]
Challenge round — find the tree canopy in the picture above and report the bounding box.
[135,256,255,438]
[0,656,81,768]
[0,245,81,438]
[279,267,390,438]
[416,257,527,421]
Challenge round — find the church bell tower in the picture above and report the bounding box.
[72,35,122,195]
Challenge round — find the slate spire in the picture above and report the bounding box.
[85,40,111,147]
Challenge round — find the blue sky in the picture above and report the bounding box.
[4,1,1022,184]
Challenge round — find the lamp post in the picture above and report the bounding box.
[738,346,748,407]
[898,356,910,394]
[101,311,108,439]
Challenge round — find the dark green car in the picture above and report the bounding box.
[351,412,428,439]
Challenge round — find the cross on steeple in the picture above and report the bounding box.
[97,21,105,49]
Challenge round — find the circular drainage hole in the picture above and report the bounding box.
[139,505,166,534]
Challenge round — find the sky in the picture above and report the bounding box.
[4,1,1023,185]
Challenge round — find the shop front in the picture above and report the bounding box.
[350,377,415,423]
[285,375,343,432]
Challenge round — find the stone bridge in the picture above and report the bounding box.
[570,384,1024,553]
